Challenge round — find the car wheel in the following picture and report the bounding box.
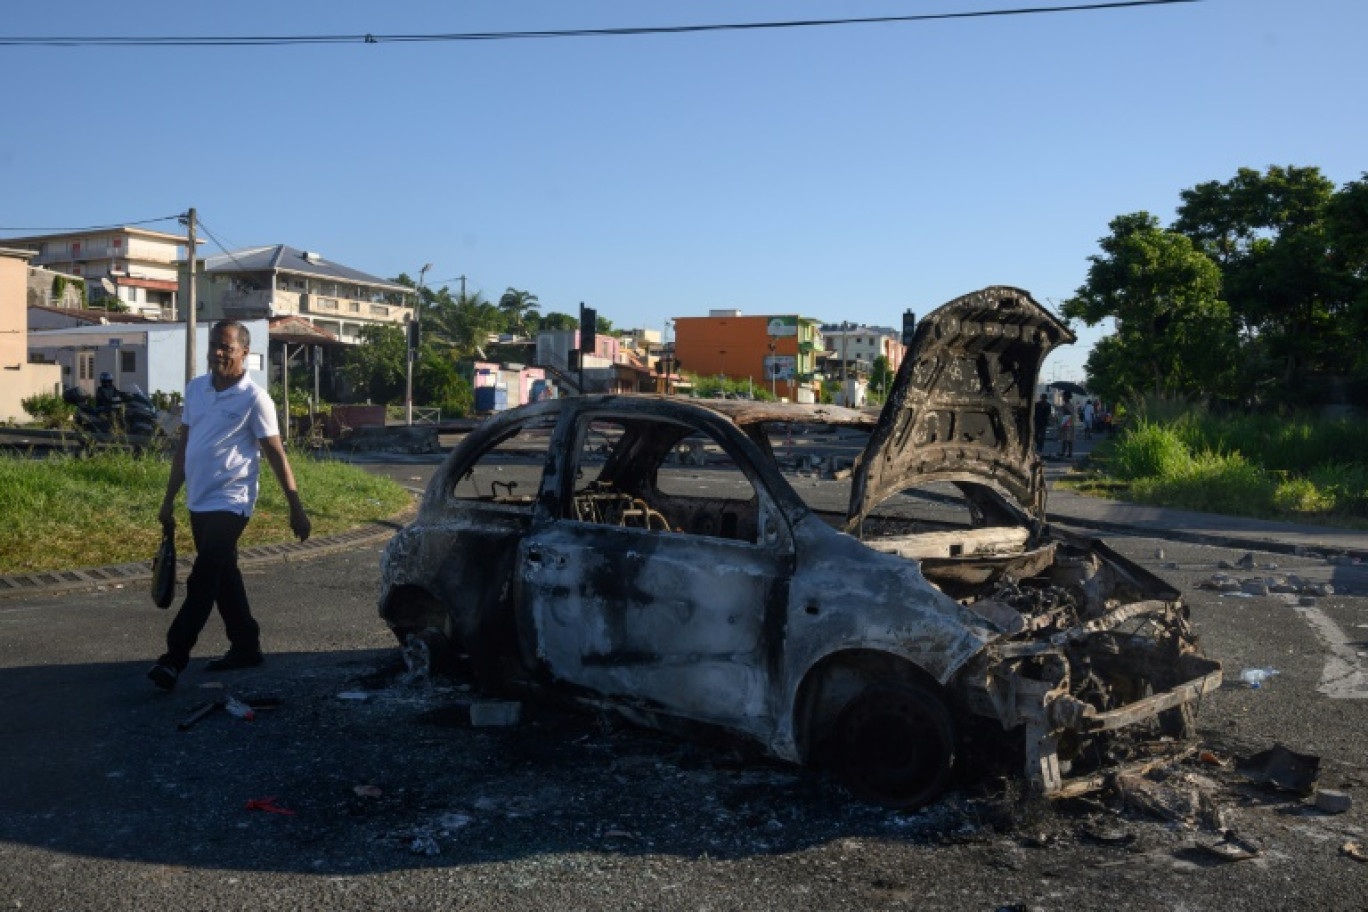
[832,682,955,809]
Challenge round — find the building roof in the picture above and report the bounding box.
[0,226,190,244]
[268,315,344,347]
[202,245,410,293]
[26,303,165,325]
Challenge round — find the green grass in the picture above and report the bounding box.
[0,448,412,574]
[1064,414,1368,530]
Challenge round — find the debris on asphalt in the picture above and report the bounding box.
[409,833,441,856]
[1198,830,1262,862]
[1238,667,1279,688]
[1238,744,1321,796]
[337,691,372,701]
[353,785,383,799]
[244,796,295,815]
[469,700,522,727]
[1342,841,1368,863]
[1313,789,1353,814]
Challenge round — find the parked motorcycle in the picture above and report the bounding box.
[63,378,161,444]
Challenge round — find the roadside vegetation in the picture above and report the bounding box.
[1066,404,1368,530]
[0,448,411,574]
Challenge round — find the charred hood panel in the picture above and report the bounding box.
[850,287,1075,526]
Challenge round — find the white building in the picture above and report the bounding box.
[1,226,193,317]
[28,319,270,402]
[194,245,413,345]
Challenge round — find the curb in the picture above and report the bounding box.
[0,519,405,602]
[1046,511,1368,562]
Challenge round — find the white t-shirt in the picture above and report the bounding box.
[182,372,280,516]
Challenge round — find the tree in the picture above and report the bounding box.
[1325,174,1368,389]
[340,324,408,403]
[1174,166,1347,395]
[498,288,540,334]
[869,355,894,403]
[1063,212,1233,400]
[424,290,502,359]
[540,311,579,331]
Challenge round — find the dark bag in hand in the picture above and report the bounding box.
[151,530,176,609]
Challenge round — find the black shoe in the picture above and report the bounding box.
[147,662,179,691]
[206,648,264,672]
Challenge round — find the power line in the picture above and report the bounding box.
[0,214,183,233]
[0,2,1200,48]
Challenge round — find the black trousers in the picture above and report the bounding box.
[160,510,257,671]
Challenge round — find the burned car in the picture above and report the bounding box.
[379,286,1221,808]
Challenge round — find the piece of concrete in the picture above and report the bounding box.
[469,700,522,727]
[1315,789,1353,814]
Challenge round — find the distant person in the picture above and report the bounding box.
[1033,393,1052,453]
[1081,398,1096,440]
[147,320,311,691]
[94,372,121,410]
[1058,392,1077,460]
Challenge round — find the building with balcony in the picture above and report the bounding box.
[193,245,414,345]
[819,323,906,382]
[672,310,823,403]
[0,226,192,318]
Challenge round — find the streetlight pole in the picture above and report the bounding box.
[768,338,777,399]
[405,263,431,426]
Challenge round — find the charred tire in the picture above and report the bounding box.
[832,682,955,809]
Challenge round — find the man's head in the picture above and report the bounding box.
[209,320,250,386]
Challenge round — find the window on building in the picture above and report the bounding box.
[120,350,137,374]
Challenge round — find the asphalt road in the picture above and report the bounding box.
[2,463,1368,910]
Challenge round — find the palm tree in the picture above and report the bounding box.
[426,290,501,359]
[498,288,541,333]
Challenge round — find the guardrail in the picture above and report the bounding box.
[384,406,441,425]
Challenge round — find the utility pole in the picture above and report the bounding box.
[183,207,197,384]
[406,263,431,426]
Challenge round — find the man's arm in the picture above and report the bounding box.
[158,426,190,531]
[259,435,311,542]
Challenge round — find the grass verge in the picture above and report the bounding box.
[0,448,412,574]
[1060,417,1368,531]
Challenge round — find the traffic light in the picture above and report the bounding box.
[580,303,597,353]
[901,309,917,347]
[408,318,421,349]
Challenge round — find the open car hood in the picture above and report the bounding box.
[848,287,1075,527]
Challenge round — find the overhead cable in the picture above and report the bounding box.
[0,2,1200,48]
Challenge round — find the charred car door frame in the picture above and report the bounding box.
[513,402,798,733]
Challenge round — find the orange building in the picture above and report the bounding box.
[672,311,824,403]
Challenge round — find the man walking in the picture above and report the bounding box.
[147,320,310,691]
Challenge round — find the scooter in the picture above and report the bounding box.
[63,384,161,441]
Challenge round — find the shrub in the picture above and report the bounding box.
[1111,420,1192,480]
[21,392,74,428]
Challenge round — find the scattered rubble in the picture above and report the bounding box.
[1238,744,1321,797]
[1314,789,1353,814]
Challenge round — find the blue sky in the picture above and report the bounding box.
[2,1,1363,382]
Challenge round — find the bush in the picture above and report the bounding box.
[20,392,74,428]
[1111,420,1192,480]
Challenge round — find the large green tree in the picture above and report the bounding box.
[1174,166,1349,395]
[1063,212,1233,401]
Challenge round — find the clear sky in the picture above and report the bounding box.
[2,1,1363,382]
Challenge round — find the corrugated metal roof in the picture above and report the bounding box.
[201,244,410,292]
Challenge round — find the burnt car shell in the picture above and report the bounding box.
[379,287,1221,808]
